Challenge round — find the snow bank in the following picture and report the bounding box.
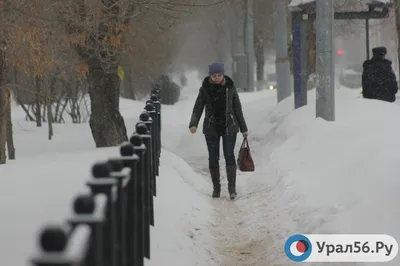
[257,88,400,265]
[146,149,215,266]
[1,92,214,265]
[1,147,214,266]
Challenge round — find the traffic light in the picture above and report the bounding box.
[337,49,343,55]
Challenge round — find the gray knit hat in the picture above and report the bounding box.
[208,62,225,76]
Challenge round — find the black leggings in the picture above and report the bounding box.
[205,134,237,169]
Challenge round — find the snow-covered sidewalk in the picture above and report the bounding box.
[0,79,217,266]
[166,85,400,266]
[3,71,400,266]
[1,78,281,265]
[242,88,400,265]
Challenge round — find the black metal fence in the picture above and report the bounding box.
[30,93,162,266]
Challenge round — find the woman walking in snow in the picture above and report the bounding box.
[189,62,248,200]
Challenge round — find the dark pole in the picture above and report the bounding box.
[292,12,303,109]
[366,18,370,59]
[300,14,309,107]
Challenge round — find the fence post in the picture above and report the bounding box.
[117,142,143,266]
[130,133,149,261]
[150,94,161,164]
[145,102,159,179]
[150,91,161,146]
[138,111,156,197]
[87,162,118,266]
[107,157,131,266]
[135,122,154,257]
[69,193,105,266]
[137,116,155,226]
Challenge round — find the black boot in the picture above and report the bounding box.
[226,165,237,200]
[210,167,221,198]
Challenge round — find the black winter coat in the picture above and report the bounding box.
[189,76,248,136]
[362,57,398,103]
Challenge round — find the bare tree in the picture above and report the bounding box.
[60,0,195,147]
[0,40,10,164]
[0,0,225,157]
[0,87,7,164]
[5,88,15,159]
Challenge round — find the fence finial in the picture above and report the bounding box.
[119,143,135,157]
[150,94,158,102]
[139,112,150,122]
[145,103,155,111]
[73,194,95,214]
[39,225,67,252]
[92,162,110,178]
[130,133,142,146]
[136,123,148,134]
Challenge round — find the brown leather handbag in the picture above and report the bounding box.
[237,137,255,172]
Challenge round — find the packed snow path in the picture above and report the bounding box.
[160,86,400,266]
[163,89,280,265]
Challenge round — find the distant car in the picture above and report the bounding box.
[267,73,277,90]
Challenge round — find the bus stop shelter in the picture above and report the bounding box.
[288,0,391,108]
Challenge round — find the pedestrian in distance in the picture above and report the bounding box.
[189,62,248,200]
[362,46,398,103]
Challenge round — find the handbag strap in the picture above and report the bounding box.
[241,137,249,148]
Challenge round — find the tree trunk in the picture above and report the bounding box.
[0,48,7,164]
[47,101,53,139]
[5,88,15,159]
[35,76,42,127]
[87,62,128,147]
[42,105,47,122]
[47,78,54,140]
[395,0,400,80]
[17,98,35,121]
[0,87,7,164]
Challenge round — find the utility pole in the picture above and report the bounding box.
[316,0,335,121]
[244,0,255,91]
[274,0,291,102]
[231,0,247,91]
[365,19,370,59]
